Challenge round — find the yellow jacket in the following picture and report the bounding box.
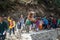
[8,17,16,29]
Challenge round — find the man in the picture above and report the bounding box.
[42,16,49,29]
[52,17,57,29]
[17,15,24,39]
[0,15,8,40]
[19,15,24,30]
[26,11,36,32]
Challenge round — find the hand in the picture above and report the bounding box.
[3,31,6,35]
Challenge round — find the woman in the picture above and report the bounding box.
[0,15,8,40]
[8,17,15,35]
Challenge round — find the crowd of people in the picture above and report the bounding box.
[0,11,60,40]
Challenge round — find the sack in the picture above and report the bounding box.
[30,18,35,23]
[52,19,56,24]
[39,24,43,30]
[26,19,31,25]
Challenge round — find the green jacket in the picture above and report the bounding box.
[0,21,8,34]
[57,19,60,25]
[26,19,31,25]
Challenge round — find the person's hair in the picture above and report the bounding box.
[29,13,33,18]
[0,15,3,18]
[37,17,40,20]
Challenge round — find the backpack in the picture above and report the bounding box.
[58,19,60,25]
[9,20,14,29]
[42,18,48,25]
[17,22,21,29]
[52,19,56,24]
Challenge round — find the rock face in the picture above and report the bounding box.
[21,30,58,40]
[0,0,59,17]
[8,4,47,17]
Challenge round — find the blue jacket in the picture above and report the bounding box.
[42,18,49,25]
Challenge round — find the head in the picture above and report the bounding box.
[51,17,53,20]
[20,15,23,18]
[28,11,35,18]
[40,17,42,20]
[29,13,33,18]
[0,16,3,22]
[10,17,14,21]
[37,17,40,20]
[4,17,7,20]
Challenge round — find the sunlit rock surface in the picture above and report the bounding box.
[5,28,60,40]
[21,30,57,40]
